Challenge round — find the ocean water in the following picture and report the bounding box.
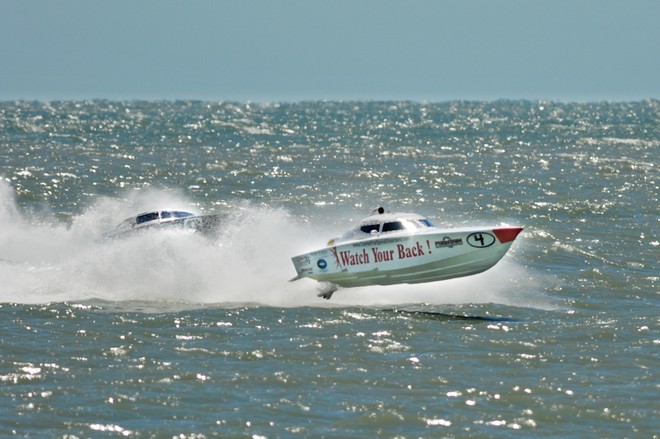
[0,100,657,437]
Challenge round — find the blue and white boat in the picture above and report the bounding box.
[105,209,223,239]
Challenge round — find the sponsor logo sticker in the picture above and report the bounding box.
[435,237,463,248]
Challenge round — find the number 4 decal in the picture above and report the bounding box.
[467,232,496,248]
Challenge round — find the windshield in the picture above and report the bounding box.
[161,211,194,219]
[359,223,380,234]
[338,215,435,242]
[381,221,405,232]
[136,212,159,224]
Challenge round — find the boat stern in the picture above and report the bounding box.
[291,250,327,281]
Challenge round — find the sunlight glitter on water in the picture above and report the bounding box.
[1,100,657,437]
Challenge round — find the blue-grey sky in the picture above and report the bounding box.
[2,0,658,102]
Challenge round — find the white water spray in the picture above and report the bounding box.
[0,182,546,309]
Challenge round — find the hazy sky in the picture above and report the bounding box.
[2,0,658,102]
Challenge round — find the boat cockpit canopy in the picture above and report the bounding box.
[340,214,434,242]
[113,210,196,230]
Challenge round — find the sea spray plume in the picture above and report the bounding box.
[82,204,324,306]
[0,180,84,265]
[0,179,21,223]
[0,183,549,309]
[0,189,322,306]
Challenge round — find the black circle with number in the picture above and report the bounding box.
[467,232,496,248]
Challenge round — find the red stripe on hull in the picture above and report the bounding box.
[492,227,523,244]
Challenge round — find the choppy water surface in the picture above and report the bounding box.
[0,100,658,437]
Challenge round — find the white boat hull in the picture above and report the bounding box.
[292,227,522,288]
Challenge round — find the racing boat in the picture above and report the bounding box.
[291,207,523,299]
[104,209,223,239]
